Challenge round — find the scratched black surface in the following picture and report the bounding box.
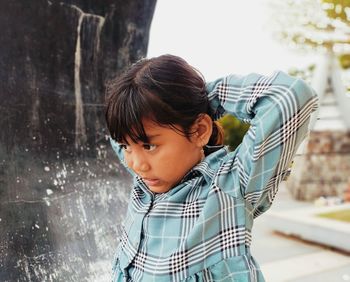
[0,0,156,280]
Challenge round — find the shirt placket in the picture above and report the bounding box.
[126,182,154,277]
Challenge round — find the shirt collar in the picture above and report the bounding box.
[181,145,229,184]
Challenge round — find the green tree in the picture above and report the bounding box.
[218,115,250,151]
[322,0,350,68]
[268,0,350,66]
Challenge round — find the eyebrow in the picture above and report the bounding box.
[146,134,161,141]
[118,134,161,145]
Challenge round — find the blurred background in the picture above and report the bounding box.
[0,0,349,281]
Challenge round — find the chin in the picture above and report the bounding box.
[149,185,171,194]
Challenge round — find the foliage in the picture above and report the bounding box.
[322,0,350,23]
[288,64,315,83]
[339,53,350,68]
[267,0,350,55]
[218,115,250,151]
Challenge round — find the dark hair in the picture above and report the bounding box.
[105,54,224,146]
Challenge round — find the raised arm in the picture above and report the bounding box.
[206,71,318,217]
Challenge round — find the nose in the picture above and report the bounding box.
[127,152,150,174]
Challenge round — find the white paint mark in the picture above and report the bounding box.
[60,3,105,149]
[44,198,51,206]
[74,12,87,149]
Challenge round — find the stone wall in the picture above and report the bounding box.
[286,130,350,201]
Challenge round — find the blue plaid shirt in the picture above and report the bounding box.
[110,71,318,281]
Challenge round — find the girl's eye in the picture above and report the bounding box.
[143,144,157,151]
[119,144,131,152]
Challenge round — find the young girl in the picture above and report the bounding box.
[105,54,318,281]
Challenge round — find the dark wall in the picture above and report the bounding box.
[0,0,156,280]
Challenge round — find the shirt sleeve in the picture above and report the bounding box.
[206,71,318,217]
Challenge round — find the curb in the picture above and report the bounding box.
[265,203,350,253]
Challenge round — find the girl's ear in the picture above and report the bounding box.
[191,114,213,147]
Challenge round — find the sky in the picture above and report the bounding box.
[147,0,320,81]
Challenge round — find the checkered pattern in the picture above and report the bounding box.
[110,71,318,281]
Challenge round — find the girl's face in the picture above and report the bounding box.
[119,119,204,193]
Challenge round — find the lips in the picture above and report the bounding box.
[142,177,160,186]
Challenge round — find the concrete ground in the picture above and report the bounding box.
[251,183,350,282]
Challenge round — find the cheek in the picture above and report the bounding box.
[170,145,199,168]
[123,153,132,168]
[151,151,177,175]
